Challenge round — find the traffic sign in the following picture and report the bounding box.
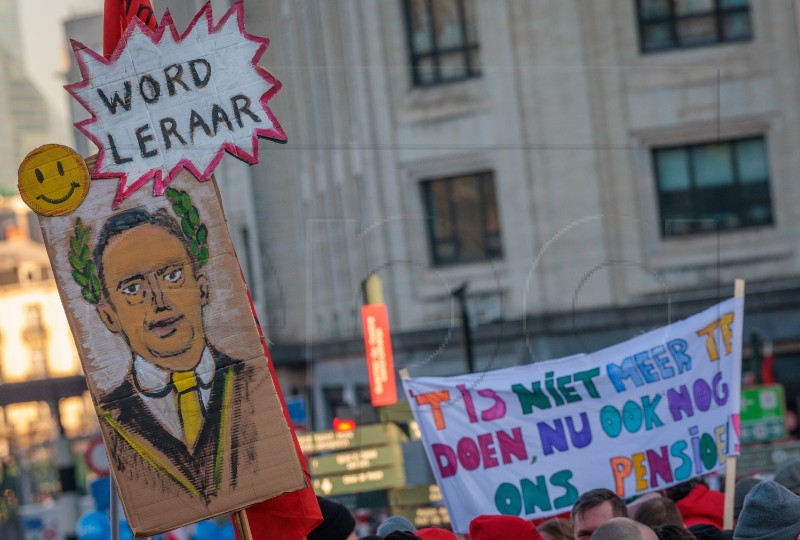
[84,437,110,476]
[741,385,786,443]
[298,422,407,454]
[310,445,403,476]
[312,465,405,496]
[395,506,450,528]
[389,484,443,507]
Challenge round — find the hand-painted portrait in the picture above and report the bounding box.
[38,170,305,537]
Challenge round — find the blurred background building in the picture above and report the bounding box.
[227,0,800,430]
[0,0,53,190]
[0,195,95,536]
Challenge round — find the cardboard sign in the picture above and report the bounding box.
[361,304,398,407]
[35,158,305,537]
[403,298,744,532]
[66,1,285,208]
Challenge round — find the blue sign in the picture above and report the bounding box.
[286,396,307,426]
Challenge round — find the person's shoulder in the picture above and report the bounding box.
[209,346,244,370]
[98,378,149,426]
[99,378,136,407]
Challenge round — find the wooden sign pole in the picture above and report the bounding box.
[233,509,253,540]
[723,278,745,530]
[110,474,119,540]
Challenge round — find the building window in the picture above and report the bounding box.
[637,0,752,53]
[403,0,480,86]
[653,137,773,236]
[25,305,43,330]
[0,267,18,286]
[422,171,502,265]
[29,347,48,379]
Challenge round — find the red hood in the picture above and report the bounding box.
[469,515,544,540]
[675,484,724,529]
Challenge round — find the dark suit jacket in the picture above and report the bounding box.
[97,347,258,506]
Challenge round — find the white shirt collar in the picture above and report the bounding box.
[131,348,215,441]
[133,347,215,394]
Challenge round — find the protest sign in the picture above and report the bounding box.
[66,1,285,208]
[21,151,306,536]
[403,298,743,532]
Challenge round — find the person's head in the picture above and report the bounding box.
[94,209,208,371]
[468,514,542,540]
[733,477,761,525]
[377,515,416,537]
[734,481,800,540]
[382,533,422,540]
[571,488,628,540]
[591,517,657,540]
[634,497,685,528]
[773,460,800,495]
[539,518,573,540]
[307,497,357,540]
[654,524,696,540]
[687,524,721,540]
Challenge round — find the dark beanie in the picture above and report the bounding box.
[734,477,762,519]
[774,460,800,494]
[734,481,800,540]
[690,523,722,540]
[384,532,424,540]
[306,497,356,540]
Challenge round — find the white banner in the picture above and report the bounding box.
[403,298,744,532]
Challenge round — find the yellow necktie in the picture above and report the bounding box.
[172,371,203,447]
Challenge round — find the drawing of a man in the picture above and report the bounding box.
[92,207,256,503]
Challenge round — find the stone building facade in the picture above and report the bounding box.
[143,1,800,431]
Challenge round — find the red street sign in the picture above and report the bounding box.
[84,436,110,476]
[361,304,398,407]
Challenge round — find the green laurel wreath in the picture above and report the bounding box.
[165,187,209,268]
[69,218,102,304]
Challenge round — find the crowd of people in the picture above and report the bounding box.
[306,459,800,540]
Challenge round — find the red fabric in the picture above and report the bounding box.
[469,515,543,540]
[231,284,322,539]
[762,342,776,384]
[103,0,158,59]
[675,484,724,529]
[415,527,459,540]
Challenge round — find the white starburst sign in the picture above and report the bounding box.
[66,1,285,207]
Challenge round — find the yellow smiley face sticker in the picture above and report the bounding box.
[18,144,90,216]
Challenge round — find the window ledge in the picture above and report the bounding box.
[646,227,792,270]
[639,37,753,56]
[399,77,486,124]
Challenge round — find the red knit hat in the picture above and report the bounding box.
[414,527,458,540]
[469,515,544,540]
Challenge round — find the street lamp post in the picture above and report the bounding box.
[452,283,475,374]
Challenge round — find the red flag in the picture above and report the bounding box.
[103,0,158,59]
[233,282,322,540]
